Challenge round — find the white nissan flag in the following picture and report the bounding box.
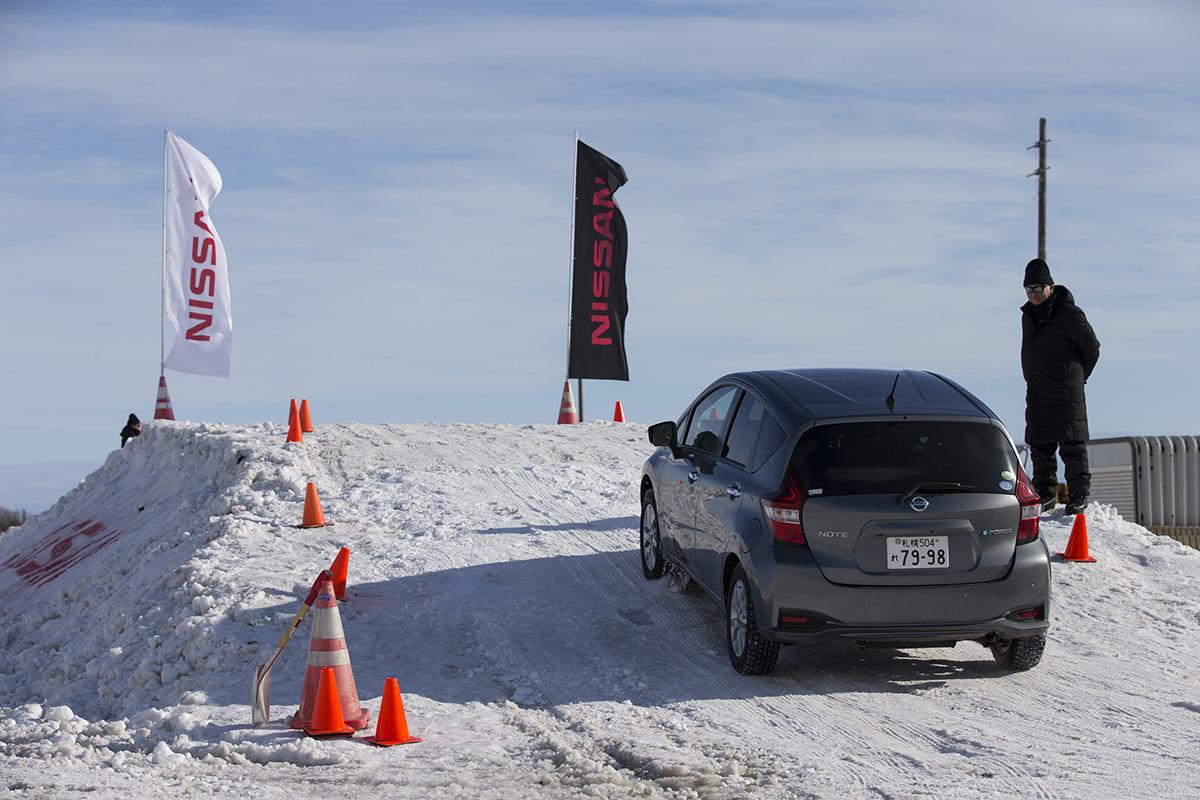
[163,131,232,378]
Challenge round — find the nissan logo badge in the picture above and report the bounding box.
[909,496,930,512]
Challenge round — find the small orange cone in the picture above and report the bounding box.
[303,667,355,736]
[301,483,328,528]
[557,380,579,424]
[286,399,304,444]
[368,677,421,746]
[1058,513,1097,563]
[299,399,315,433]
[613,401,625,423]
[329,546,349,601]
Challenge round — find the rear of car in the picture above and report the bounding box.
[751,417,1050,660]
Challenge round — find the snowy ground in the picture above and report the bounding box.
[1,421,1198,799]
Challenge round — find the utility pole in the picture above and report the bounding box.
[1026,117,1049,260]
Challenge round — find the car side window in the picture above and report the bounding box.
[723,393,765,467]
[683,386,738,455]
[676,408,693,446]
[752,411,786,470]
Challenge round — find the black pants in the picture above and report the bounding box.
[1030,440,1090,502]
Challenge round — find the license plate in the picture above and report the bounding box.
[887,536,949,569]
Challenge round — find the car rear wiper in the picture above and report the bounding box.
[895,481,979,506]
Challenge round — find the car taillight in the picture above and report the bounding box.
[762,468,807,546]
[1015,467,1040,544]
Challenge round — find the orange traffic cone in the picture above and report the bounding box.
[368,677,421,746]
[1058,513,1097,563]
[557,380,579,425]
[153,375,176,421]
[613,401,626,423]
[286,399,304,444]
[290,576,371,731]
[302,667,355,737]
[299,399,315,433]
[329,546,349,601]
[300,483,328,528]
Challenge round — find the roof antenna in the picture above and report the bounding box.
[885,372,901,413]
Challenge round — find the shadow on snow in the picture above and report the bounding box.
[240,547,1012,719]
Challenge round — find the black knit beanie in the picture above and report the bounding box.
[1024,258,1053,286]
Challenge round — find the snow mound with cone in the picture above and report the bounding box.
[1,420,1199,799]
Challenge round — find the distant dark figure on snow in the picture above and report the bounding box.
[120,413,142,448]
[1020,258,1100,516]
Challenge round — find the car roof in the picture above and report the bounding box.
[717,368,998,423]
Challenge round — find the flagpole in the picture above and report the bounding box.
[566,130,583,421]
[160,127,168,376]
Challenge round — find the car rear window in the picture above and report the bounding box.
[792,420,1018,497]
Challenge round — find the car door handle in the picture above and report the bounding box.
[688,468,701,483]
[727,483,742,498]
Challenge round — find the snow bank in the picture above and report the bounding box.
[0,422,321,720]
[1,420,1198,799]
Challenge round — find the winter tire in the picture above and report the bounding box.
[991,633,1045,670]
[726,565,780,675]
[640,489,665,580]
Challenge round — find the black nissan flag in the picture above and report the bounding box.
[568,140,629,381]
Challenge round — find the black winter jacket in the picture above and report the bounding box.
[1021,285,1100,444]
[120,414,142,448]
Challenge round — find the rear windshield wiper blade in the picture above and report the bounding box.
[896,481,978,506]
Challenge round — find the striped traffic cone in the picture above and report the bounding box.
[153,375,175,420]
[289,575,370,731]
[556,380,578,425]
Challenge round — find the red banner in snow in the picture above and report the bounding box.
[2,518,122,587]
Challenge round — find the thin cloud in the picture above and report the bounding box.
[0,1,1197,492]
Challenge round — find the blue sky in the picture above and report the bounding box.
[2,1,1198,512]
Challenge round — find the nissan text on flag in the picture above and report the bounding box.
[163,130,232,379]
[568,139,630,383]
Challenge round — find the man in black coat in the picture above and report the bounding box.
[1021,258,1100,515]
[120,413,142,448]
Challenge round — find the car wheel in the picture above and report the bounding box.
[991,633,1045,670]
[640,489,665,580]
[726,565,780,675]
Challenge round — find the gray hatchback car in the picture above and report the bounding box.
[639,369,1051,675]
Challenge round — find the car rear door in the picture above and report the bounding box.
[794,418,1023,587]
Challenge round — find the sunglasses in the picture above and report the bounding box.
[1024,284,1048,294]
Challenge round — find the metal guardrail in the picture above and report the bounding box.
[1020,437,1200,551]
[1088,436,1200,551]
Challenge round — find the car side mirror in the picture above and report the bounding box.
[648,421,678,452]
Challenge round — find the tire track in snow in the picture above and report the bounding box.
[457,460,899,796]
[460,463,824,795]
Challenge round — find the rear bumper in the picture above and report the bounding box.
[747,538,1052,644]
[765,617,1049,644]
